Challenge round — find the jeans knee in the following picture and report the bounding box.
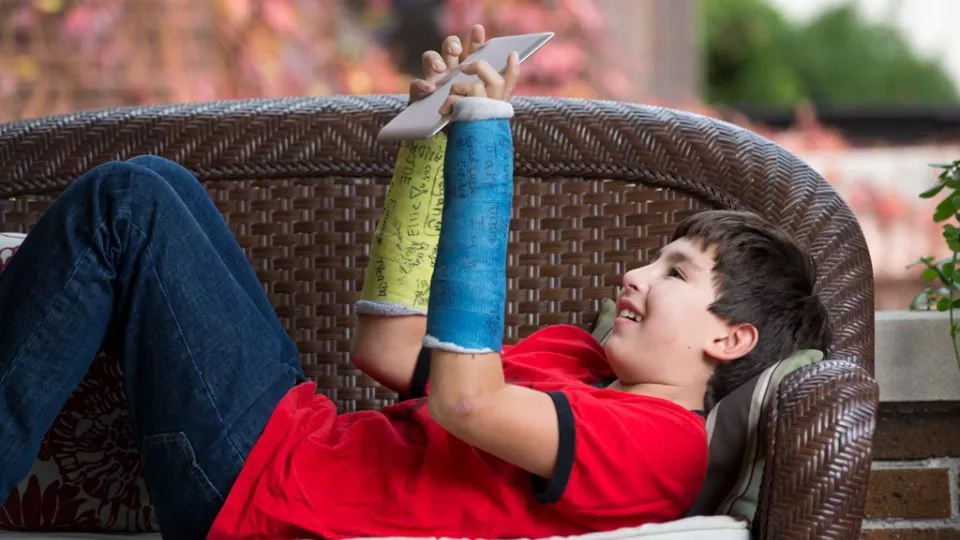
[63,161,187,224]
[72,157,200,204]
[126,155,203,193]
[127,154,188,176]
[69,160,149,197]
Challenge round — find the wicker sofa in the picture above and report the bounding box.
[0,95,879,539]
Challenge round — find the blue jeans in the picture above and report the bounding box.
[0,156,305,538]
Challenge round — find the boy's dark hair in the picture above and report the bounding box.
[670,210,832,406]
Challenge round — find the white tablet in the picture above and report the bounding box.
[377,32,554,142]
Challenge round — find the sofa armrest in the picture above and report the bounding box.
[755,358,879,540]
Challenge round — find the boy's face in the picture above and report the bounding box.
[604,237,755,393]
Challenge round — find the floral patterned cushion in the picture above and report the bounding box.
[0,232,158,533]
[0,233,25,273]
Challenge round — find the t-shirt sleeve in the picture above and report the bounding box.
[404,346,433,400]
[405,343,519,400]
[502,325,615,385]
[531,389,709,530]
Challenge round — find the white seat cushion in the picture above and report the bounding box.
[0,516,748,540]
[353,516,750,540]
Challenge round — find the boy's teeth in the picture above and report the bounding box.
[618,309,642,322]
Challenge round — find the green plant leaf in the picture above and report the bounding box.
[908,256,936,269]
[923,267,941,281]
[920,182,946,198]
[944,229,960,253]
[943,262,956,278]
[937,297,951,311]
[909,289,934,310]
[934,195,957,222]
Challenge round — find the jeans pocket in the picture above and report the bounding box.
[141,432,224,537]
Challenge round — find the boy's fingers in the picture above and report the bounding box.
[448,81,476,97]
[440,80,487,115]
[442,35,463,70]
[464,24,485,59]
[421,50,446,80]
[502,52,520,100]
[463,60,503,98]
[439,94,462,116]
[409,79,436,102]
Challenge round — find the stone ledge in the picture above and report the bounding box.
[876,311,960,402]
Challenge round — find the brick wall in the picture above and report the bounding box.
[862,402,960,539]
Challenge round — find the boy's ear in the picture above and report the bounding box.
[707,322,758,363]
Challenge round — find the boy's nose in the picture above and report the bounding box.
[621,268,649,294]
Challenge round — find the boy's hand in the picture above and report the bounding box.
[438,53,520,116]
[410,24,487,103]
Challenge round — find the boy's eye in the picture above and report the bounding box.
[668,267,685,280]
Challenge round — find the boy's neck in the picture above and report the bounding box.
[608,380,707,412]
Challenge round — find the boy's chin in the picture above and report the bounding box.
[604,329,639,350]
[602,337,641,372]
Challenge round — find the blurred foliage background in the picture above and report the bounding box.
[0,0,629,122]
[1,0,955,123]
[703,0,957,108]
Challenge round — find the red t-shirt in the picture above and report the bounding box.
[208,325,708,540]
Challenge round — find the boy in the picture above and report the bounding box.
[0,25,830,540]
